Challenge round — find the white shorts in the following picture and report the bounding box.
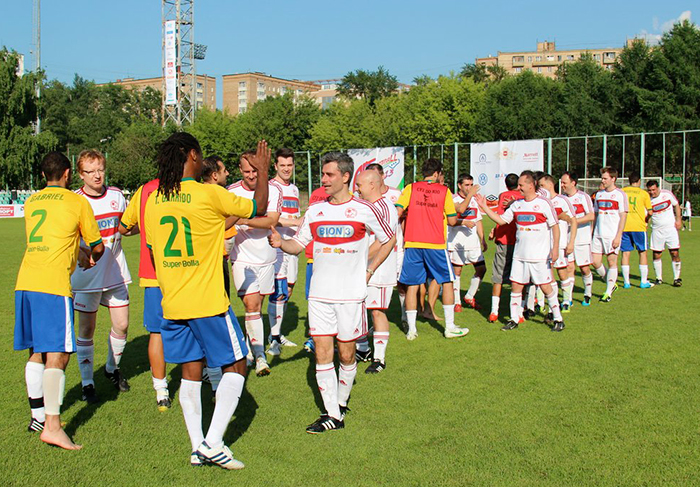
[396,249,405,282]
[509,259,554,286]
[552,248,575,269]
[591,236,619,255]
[308,300,367,342]
[450,248,485,266]
[574,244,593,267]
[650,227,680,252]
[74,283,129,313]
[366,286,394,310]
[274,251,299,284]
[233,262,274,297]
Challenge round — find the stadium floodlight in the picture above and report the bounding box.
[194,43,207,60]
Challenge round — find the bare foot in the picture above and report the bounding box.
[420,308,443,321]
[40,428,82,450]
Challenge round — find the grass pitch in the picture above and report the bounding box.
[1,218,699,486]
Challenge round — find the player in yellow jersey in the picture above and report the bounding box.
[621,172,653,289]
[15,152,105,450]
[144,133,270,469]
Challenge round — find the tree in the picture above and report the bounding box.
[461,63,508,84]
[107,121,169,191]
[337,66,399,106]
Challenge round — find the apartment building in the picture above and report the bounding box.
[222,72,323,114]
[108,74,217,110]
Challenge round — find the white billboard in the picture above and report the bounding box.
[348,147,405,192]
[164,20,177,106]
[470,139,544,204]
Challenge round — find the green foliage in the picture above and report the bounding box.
[337,66,399,106]
[107,121,169,190]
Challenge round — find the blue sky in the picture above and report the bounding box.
[0,1,693,107]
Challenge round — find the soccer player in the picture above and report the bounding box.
[621,172,653,289]
[488,173,522,322]
[646,181,683,286]
[267,148,302,355]
[477,172,566,332]
[228,153,283,376]
[592,167,628,303]
[269,152,395,433]
[144,133,269,469]
[355,170,399,374]
[537,174,578,313]
[448,174,487,312]
[396,158,471,340]
[682,200,692,231]
[71,150,131,403]
[15,151,104,449]
[119,178,173,410]
[560,171,595,306]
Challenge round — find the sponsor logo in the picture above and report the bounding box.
[322,247,332,253]
[97,216,120,230]
[478,173,488,185]
[598,201,614,209]
[652,202,670,212]
[345,208,357,218]
[317,224,355,238]
[478,153,487,164]
[333,248,345,254]
[516,214,537,223]
[0,206,15,217]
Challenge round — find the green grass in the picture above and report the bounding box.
[1,218,699,486]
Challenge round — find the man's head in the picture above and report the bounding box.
[274,147,295,183]
[628,171,641,187]
[239,150,259,190]
[77,149,107,192]
[518,171,537,198]
[202,155,229,187]
[41,151,71,185]
[601,167,618,191]
[156,132,203,198]
[537,173,557,195]
[321,152,354,197]
[457,174,474,197]
[560,171,579,196]
[646,179,660,198]
[504,173,519,191]
[422,158,443,181]
[355,168,382,202]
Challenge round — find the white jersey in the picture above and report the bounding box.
[448,193,481,251]
[650,190,679,229]
[382,186,402,205]
[228,180,283,266]
[565,190,594,245]
[368,196,399,287]
[683,200,692,217]
[501,196,558,262]
[551,194,575,249]
[537,187,552,199]
[275,180,300,239]
[71,186,132,292]
[594,188,628,238]
[293,197,394,303]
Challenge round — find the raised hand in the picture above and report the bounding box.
[268,225,282,248]
[247,140,271,176]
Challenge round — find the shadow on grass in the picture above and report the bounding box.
[222,386,258,446]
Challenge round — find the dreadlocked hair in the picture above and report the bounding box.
[157,132,202,199]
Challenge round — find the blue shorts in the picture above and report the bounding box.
[399,247,455,286]
[15,291,75,353]
[143,287,165,333]
[305,262,313,300]
[271,277,289,303]
[161,307,248,368]
[621,232,648,252]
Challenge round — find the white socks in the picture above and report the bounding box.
[466,276,481,300]
[106,329,127,374]
[406,310,417,335]
[43,368,65,416]
[653,259,663,280]
[561,278,575,304]
[316,363,340,420]
[605,268,618,295]
[453,274,461,303]
[640,264,649,284]
[244,313,265,359]
[526,285,536,311]
[546,291,563,322]
[510,292,522,322]
[76,336,95,386]
[491,296,500,315]
[180,379,204,450]
[595,265,607,278]
[26,362,45,422]
[443,304,455,329]
[205,372,245,449]
[621,265,630,285]
[582,273,593,297]
[672,261,681,280]
[267,299,285,337]
[338,362,357,408]
[152,375,169,401]
[373,332,389,362]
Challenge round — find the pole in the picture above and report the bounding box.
[603,134,607,167]
[584,136,588,179]
[682,132,686,204]
[640,132,645,180]
[413,145,417,183]
[662,132,666,182]
[306,151,311,195]
[453,142,458,193]
[621,135,625,179]
[547,138,552,173]
[566,137,570,171]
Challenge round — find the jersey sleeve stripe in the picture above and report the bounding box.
[89,239,103,247]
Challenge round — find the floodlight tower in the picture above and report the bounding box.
[33,0,41,134]
[162,0,196,126]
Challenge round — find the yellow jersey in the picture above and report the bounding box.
[623,186,651,232]
[144,179,256,320]
[15,186,102,297]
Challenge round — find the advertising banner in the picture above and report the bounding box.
[164,20,177,106]
[470,139,544,204]
[0,205,25,218]
[348,146,405,192]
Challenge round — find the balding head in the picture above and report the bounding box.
[356,169,382,202]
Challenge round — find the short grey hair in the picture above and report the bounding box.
[321,151,354,180]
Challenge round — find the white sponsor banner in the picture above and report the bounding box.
[348,146,405,192]
[164,20,177,106]
[470,139,544,204]
[0,205,25,218]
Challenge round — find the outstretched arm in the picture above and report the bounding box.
[246,140,271,216]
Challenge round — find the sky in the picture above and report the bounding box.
[0,1,694,108]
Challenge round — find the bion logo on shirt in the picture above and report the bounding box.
[317,224,355,238]
[516,214,537,223]
[653,201,671,212]
[598,201,615,209]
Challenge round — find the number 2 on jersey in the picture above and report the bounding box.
[160,216,194,257]
[29,209,47,243]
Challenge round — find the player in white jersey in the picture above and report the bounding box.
[269,152,395,433]
[592,167,628,302]
[646,180,683,287]
[537,174,578,314]
[267,148,301,356]
[228,151,282,376]
[354,170,399,374]
[477,172,566,332]
[560,171,595,306]
[70,150,131,403]
[448,174,487,312]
